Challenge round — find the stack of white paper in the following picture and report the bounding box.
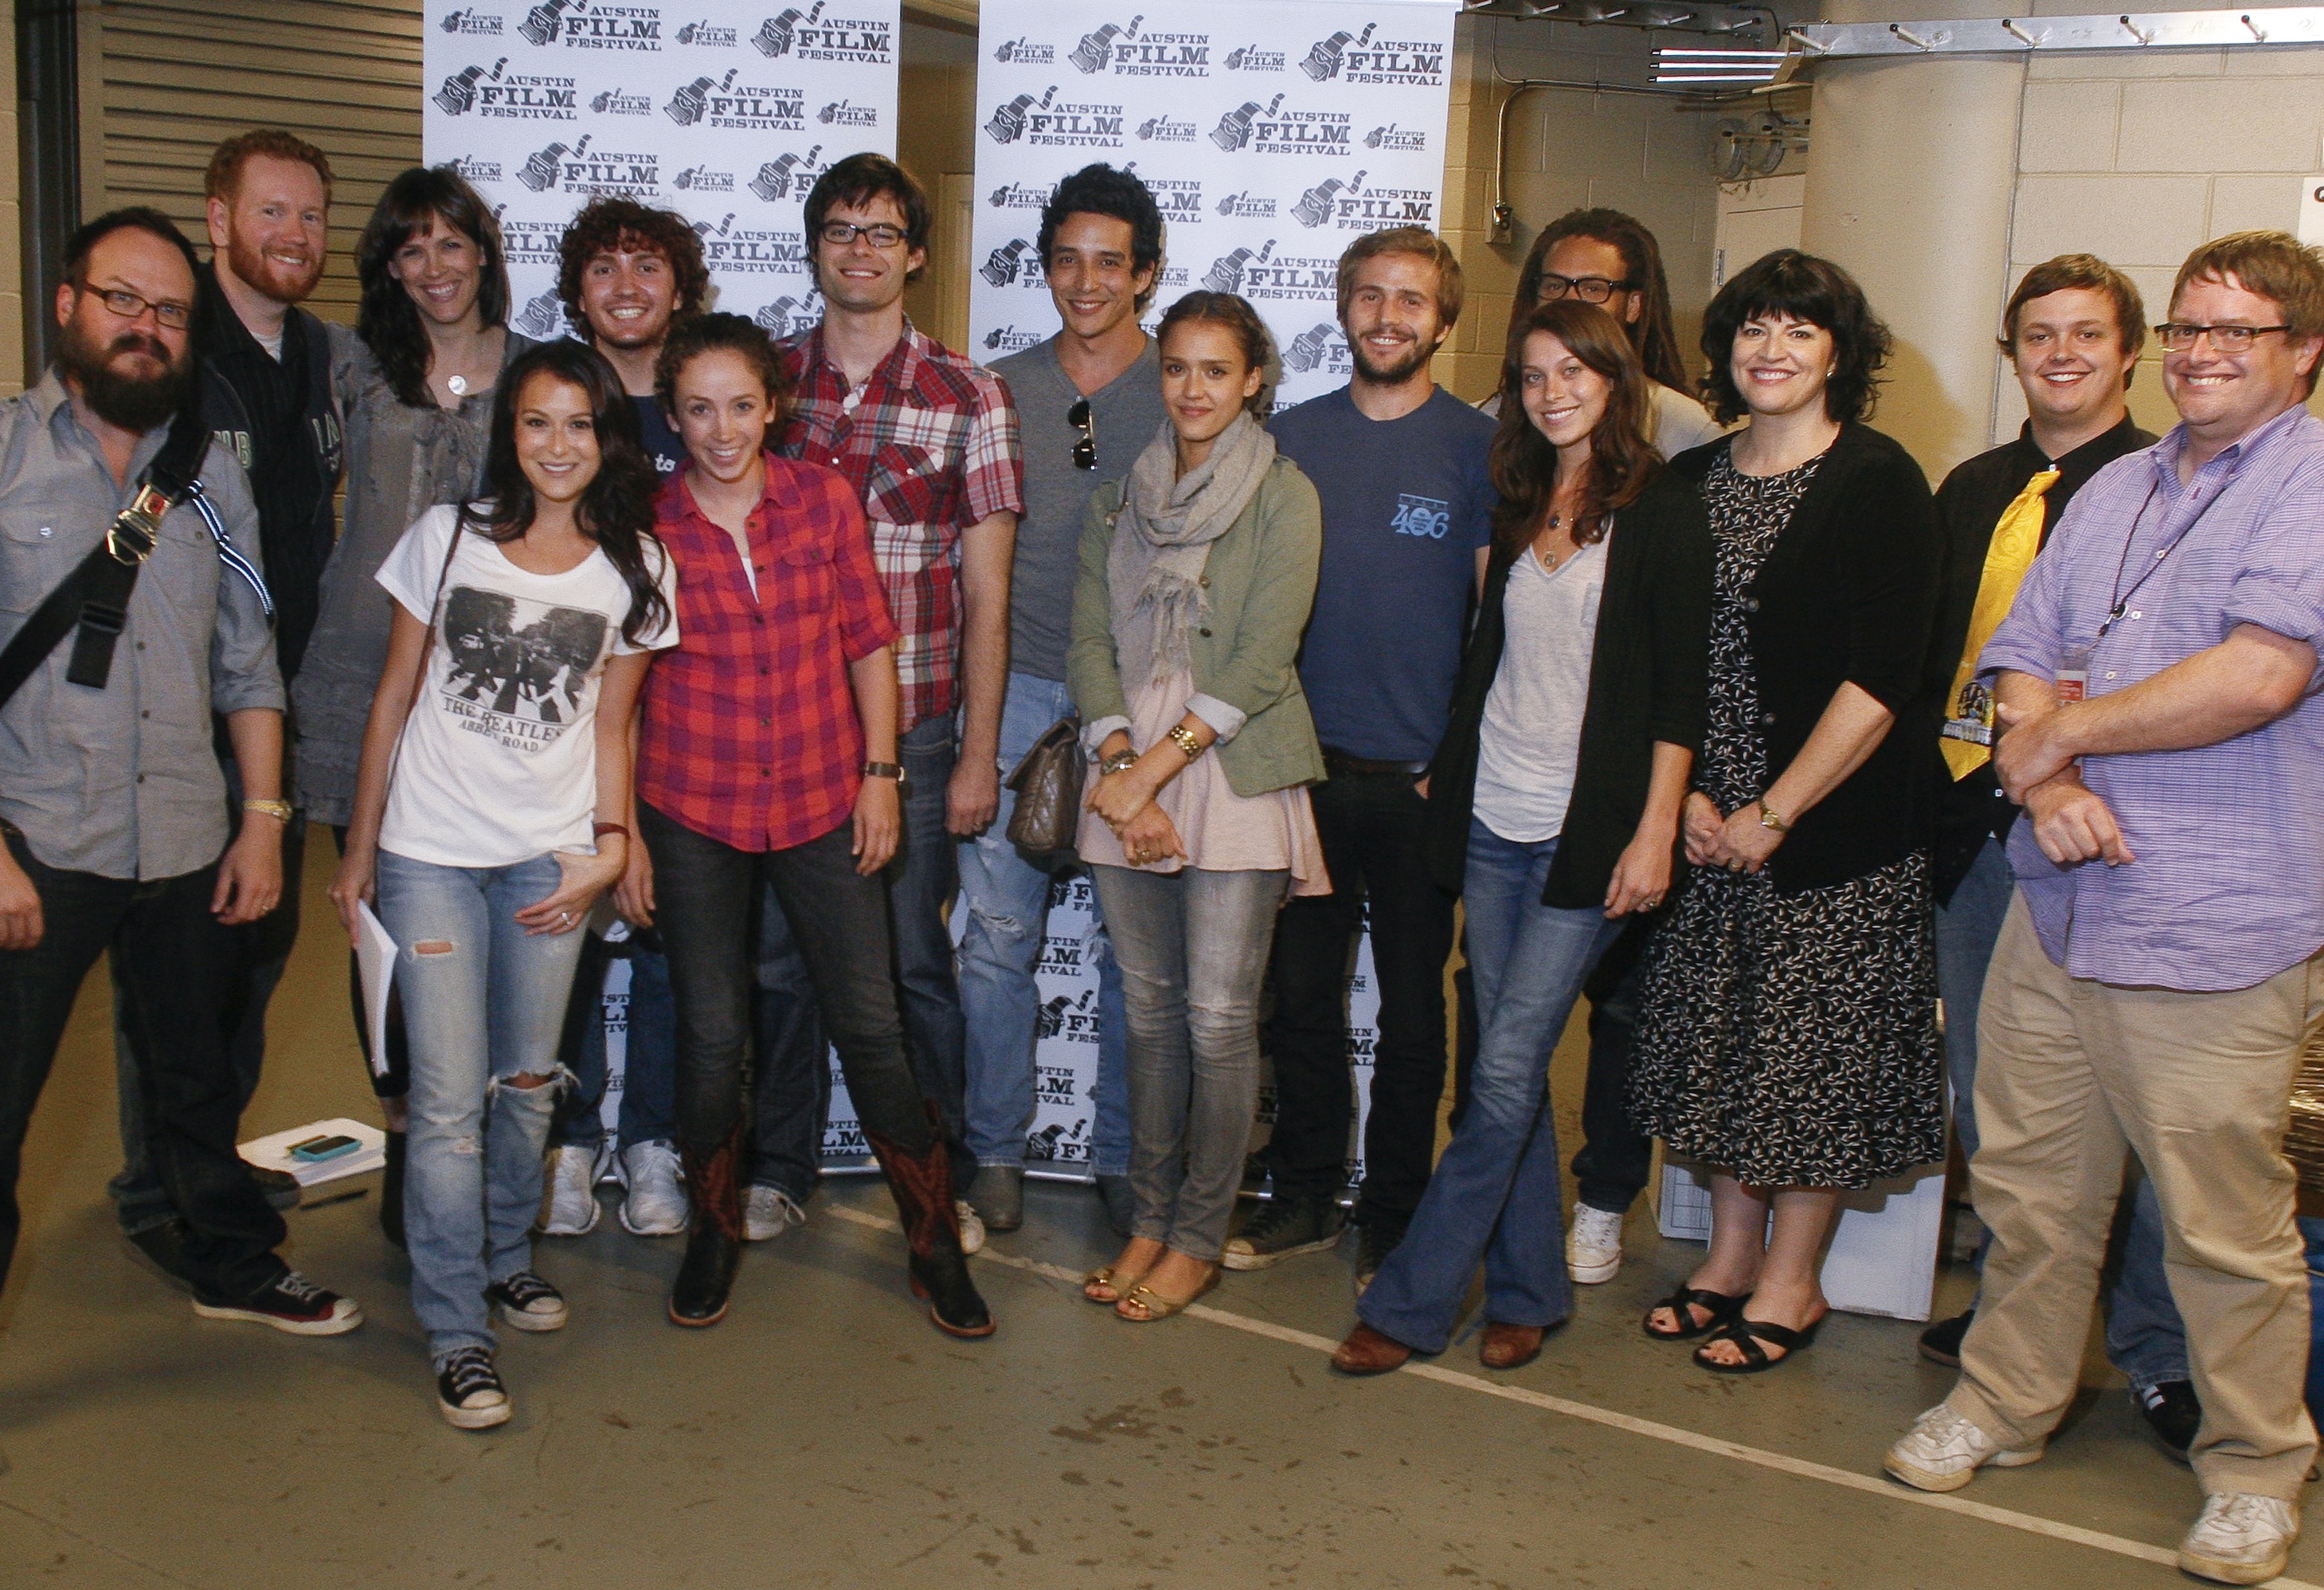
[238,1118,389,1189]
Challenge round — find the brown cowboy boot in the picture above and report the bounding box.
[668,1130,745,1327]
[865,1106,995,1339]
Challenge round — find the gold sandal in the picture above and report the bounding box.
[1082,1265,1147,1306]
[1114,1267,1218,1322]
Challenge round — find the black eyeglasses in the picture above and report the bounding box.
[1536,272,1634,306]
[818,221,908,249]
[81,284,194,331]
[1069,398,1095,470]
[2154,322,2291,353]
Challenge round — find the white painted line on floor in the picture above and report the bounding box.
[824,1203,2319,1588]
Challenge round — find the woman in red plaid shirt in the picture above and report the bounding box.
[617,314,992,1339]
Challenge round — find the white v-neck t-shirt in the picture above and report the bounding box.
[1473,535,1607,844]
[374,504,678,867]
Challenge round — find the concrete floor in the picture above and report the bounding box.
[0,831,2310,1589]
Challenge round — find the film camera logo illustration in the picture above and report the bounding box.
[1300,22,1375,82]
[753,289,822,338]
[1223,44,1287,72]
[433,58,507,116]
[751,1,821,57]
[517,134,587,192]
[1215,189,1276,219]
[984,86,1056,145]
[980,238,1037,289]
[450,155,503,184]
[1282,323,1344,374]
[1070,15,1140,74]
[691,211,737,239]
[518,0,573,48]
[991,35,1054,65]
[747,146,822,202]
[1211,94,1284,153]
[1293,170,1365,229]
[1203,240,1273,295]
[512,288,572,339]
[672,164,733,192]
[675,19,737,45]
[986,181,1051,210]
[982,324,1043,354]
[1366,123,1428,151]
[439,8,504,35]
[589,86,653,115]
[819,99,877,127]
[665,68,736,125]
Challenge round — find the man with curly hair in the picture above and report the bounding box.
[535,197,708,1243]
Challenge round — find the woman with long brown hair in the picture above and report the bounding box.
[1332,299,1713,1375]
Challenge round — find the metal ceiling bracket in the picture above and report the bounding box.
[1792,4,2324,55]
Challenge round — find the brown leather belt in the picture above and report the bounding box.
[1322,747,1430,777]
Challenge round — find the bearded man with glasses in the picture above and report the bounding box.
[1885,229,2324,1588]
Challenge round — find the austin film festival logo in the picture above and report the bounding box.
[672,163,734,193]
[751,2,894,63]
[1136,112,1195,145]
[690,212,809,274]
[983,86,1124,150]
[516,0,663,50]
[436,58,581,120]
[500,217,566,269]
[1211,95,1351,158]
[1215,188,1276,220]
[1298,21,1446,86]
[1223,41,1286,72]
[1290,170,1437,232]
[1366,123,1429,152]
[990,33,1054,65]
[512,284,576,339]
[1206,240,1341,306]
[589,85,654,116]
[1142,174,1203,228]
[1068,15,1210,78]
[978,237,1047,291]
[983,324,1045,354]
[1281,323,1351,377]
[439,7,505,36]
[818,99,878,128]
[747,145,826,202]
[753,288,823,339]
[986,180,1052,212]
[674,18,737,45]
[450,154,503,186]
[665,69,805,131]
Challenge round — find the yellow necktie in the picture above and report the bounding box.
[1943,467,2058,779]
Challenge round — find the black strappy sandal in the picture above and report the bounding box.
[1692,1312,1827,1375]
[1641,1284,1752,1341]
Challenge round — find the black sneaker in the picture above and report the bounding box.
[1918,1308,1974,1367]
[192,1270,363,1336]
[1221,1192,1344,1271]
[484,1271,569,1333]
[2135,1380,2201,1465]
[1354,1221,1405,1299]
[436,1346,511,1430]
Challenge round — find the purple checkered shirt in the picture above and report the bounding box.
[1981,402,2324,992]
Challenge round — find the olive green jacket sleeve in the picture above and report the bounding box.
[1066,481,1131,734]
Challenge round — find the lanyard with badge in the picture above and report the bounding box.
[2056,475,2221,701]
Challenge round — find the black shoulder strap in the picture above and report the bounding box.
[0,405,233,711]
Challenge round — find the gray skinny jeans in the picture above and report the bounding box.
[1090,864,1289,1263]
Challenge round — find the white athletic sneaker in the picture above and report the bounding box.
[619,1141,688,1236]
[538,1145,602,1236]
[1567,1204,1625,1284]
[744,1185,807,1242]
[956,1199,986,1256]
[2179,1494,2299,1585]
[1883,1403,2045,1493]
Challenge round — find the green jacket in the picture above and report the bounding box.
[1068,456,1326,798]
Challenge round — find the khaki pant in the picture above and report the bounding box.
[1949,893,2321,1500]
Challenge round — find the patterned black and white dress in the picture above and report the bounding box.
[1626,452,1944,1189]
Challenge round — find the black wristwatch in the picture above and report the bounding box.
[861,760,906,785]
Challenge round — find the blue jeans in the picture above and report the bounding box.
[1935,836,2014,1170]
[550,932,678,1151]
[958,672,1130,1175]
[377,850,585,1361]
[1360,824,1623,1355]
[2107,1172,2191,1395]
[751,712,967,1169]
[2304,1216,2324,1431]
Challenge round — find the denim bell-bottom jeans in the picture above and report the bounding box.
[1360,822,1622,1355]
[377,849,585,1364]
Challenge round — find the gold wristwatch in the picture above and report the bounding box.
[1756,800,1791,834]
[242,798,293,824]
[1167,724,1205,761]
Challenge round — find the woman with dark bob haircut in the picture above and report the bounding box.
[295,166,537,1239]
[1624,249,1946,1375]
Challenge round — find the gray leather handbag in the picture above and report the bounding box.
[1003,716,1085,860]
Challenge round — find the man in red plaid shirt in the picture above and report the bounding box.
[745,154,1023,1199]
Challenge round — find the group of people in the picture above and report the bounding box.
[1,127,2319,1588]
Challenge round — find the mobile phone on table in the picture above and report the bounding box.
[288,1133,361,1164]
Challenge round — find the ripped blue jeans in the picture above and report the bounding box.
[377,848,586,1361]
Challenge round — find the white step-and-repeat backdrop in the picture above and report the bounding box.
[422,0,902,342]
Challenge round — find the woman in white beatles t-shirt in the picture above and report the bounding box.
[331,342,678,1432]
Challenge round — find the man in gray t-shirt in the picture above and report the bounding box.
[960,165,1168,1235]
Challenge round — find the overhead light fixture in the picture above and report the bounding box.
[1653,45,1788,83]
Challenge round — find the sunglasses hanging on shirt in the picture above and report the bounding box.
[1069,398,1095,471]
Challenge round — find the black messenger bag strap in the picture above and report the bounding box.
[0,405,217,710]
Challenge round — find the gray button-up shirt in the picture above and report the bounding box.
[0,372,283,880]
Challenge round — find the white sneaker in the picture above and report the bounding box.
[1883,1403,2045,1493]
[537,1145,601,1236]
[619,1141,688,1236]
[744,1185,807,1242]
[2180,1493,2299,1585]
[1567,1204,1625,1284]
[956,1199,986,1256]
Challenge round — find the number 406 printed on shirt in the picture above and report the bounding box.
[1391,493,1452,540]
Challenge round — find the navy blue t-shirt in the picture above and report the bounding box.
[631,394,687,479]
[1269,386,1495,763]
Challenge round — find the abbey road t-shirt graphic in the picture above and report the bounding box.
[374,503,678,869]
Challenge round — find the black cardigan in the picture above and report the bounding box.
[1425,468,1715,909]
[1661,422,1943,893]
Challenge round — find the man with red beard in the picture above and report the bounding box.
[108,131,345,1271]
[0,208,361,1333]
